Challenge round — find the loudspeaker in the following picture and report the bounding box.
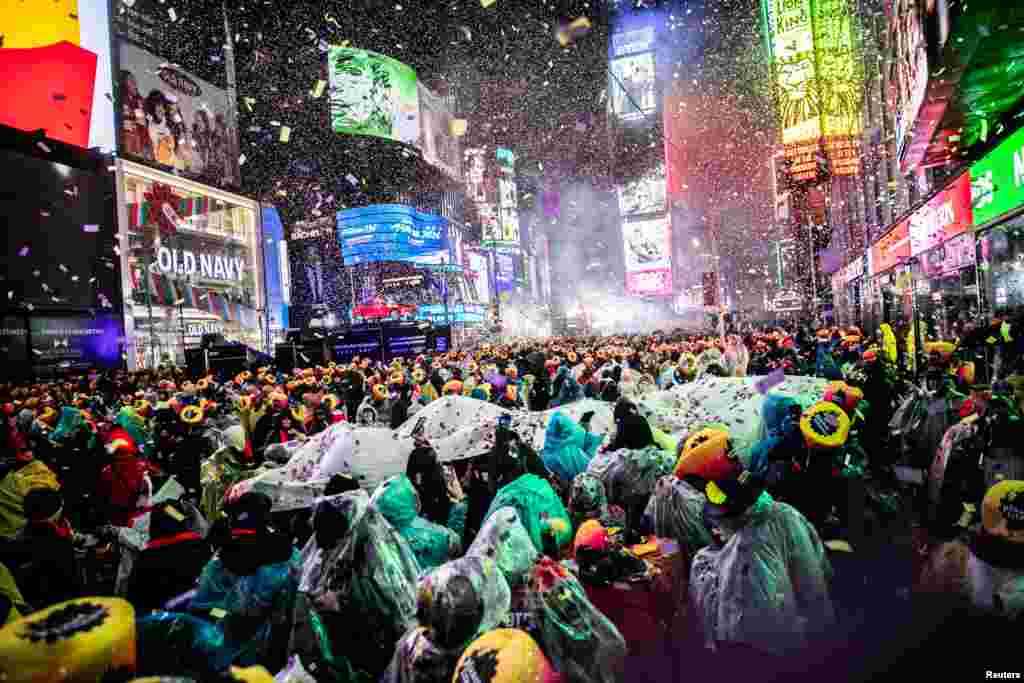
[206,345,248,379]
[185,348,208,377]
[275,343,297,373]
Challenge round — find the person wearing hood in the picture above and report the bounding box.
[467,507,540,633]
[371,474,461,573]
[406,442,465,536]
[0,446,58,539]
[262,411,305,452]
[200,424,264,523]
[97,427,160,527]
[542,410,603,487]
[687,449,834,671]
[381,555,511,683]
[6,486,81,609]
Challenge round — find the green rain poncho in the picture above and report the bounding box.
[483,474,572,553]
[371,474,460,574]
[541,411,604,485]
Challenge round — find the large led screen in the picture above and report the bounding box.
[262,207,290,339]
[329,46,419,145]
[0,1,115,150]
[618,163,666,216]
[118,41,240,188]
[30,313,126,372]
[417,83,461,180]
[338,204,448,266]
[610,52,656,122]
[623,216,671,272]
[468,251,491,303]
[0,147,120,312]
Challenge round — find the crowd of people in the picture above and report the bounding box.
[0,318,1023,682]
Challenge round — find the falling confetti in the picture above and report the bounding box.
[83,224,100,233]
[17,246,29,257]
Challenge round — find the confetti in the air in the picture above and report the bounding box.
[36,141,51,154]
[311,80,326,98]
[280,126,292,143]
[17,246,29,257]
[83,224,99,233]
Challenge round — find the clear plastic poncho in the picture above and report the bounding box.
[381,555,513,683]
[528,557,627,683]
[542,411,604,485]
[370,474,460,573]
[305,490,421,676]
[689,492,835,655]
[585,445,675,506]
[466,506,539,587]
[482,474,572,553]
[644,475,713,556]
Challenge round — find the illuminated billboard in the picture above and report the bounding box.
[610,52,656,122]
[0,1,115,150]
[490,147,521,249]
[417,83,461,181]
[762,0,864,177]
[328,46,419,145]
[623,215,672,295]
[337,204,448,266]
[619,163,666,216]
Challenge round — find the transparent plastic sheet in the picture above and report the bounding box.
[200,446,273,522]
[644,475,712,556]
[230,398,618,513]
[528,557,627,683]
[116,500,209,595]
[308,498,420,676]
[371,475,459,573]
[483,474,572,553]
[689,494,835,655]
[50,406,84,443]
[636,376,829,463]
[542,411,604,485]
[584,446,674,506]
[466,506,539,588]
[381,627,464,683]
[288,592,372,683]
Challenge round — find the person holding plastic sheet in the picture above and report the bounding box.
[300,490,420,678]
[567,472,625,532]
[200,425,267,524]
[371,474,461,574]
[542,410,603,489]
[687,454,834,674]
[5,487,80,610]
[586,405,673,545]
[382,555,511,683]
[466,506,541,639]
[406,435,467,540]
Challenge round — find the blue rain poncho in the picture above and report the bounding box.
[483,474,572,553]
[371,474,460,573]
[550,367,583,408]
[137,548,301,675]
[541,411,603,485]
[689,492,834,655]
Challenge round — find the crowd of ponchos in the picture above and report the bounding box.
[0,321,1023,682]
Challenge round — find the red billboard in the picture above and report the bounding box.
[908,172,972,257]
[871,220,911,275]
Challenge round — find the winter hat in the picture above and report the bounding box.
[982,480,1024,544]
[452,629,559,683]
[226,491,273,531]
[800,401,851,450]
[673,427,739,481]
[573,519,609,554]
[107,426,139,456]
[703,473,765,521]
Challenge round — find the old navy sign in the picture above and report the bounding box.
[156,246,245,282]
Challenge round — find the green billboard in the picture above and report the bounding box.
[328,46,419,144]
[970,124,1024,228]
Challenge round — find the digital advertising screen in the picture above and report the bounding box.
[333,329,382,363]
[479,204,501,244]
[623,216,671,272]
[337,204,449,266]
[610,52,656,122]
[618,163,666,216]
[495,254,515,291]
[626,270,672,296]
[329,46,419,145]
[0,0,115,151]
[418,83,461,180]
[29,313,126,373]
[117,40,240,188]
[262,207,290,339]
[468,251,491,303]
[0,147,120,313]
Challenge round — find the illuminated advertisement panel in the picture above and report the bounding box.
[870,220,911,275]
[610,52,656,123]
[623,215,672,295]
[328,46,419,145]
[619,163,666,216]
[0,1,115,150]
[908,173,972,256]
[468,251,490,303]
[763,0,863,177]
[417,83,461,180]
[337,204,449,266]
